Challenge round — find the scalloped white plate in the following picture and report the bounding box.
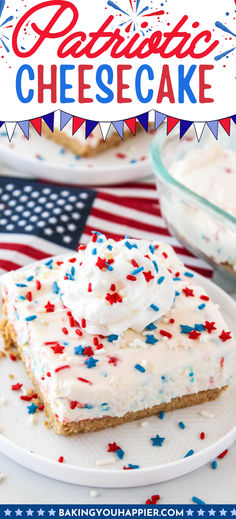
[0,126,153,185]
[0,272,235,488]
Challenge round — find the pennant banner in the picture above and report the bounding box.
[1,111,236,142]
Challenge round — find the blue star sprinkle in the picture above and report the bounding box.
[27,403,38,414]
[85,357,99,369]
[145,323,157,331]
[151,434,166,446]
[145,334,159,345]
[194,323,206,332]
[74,346,85,355]
[180,325,194,334]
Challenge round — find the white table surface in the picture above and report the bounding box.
[0,167,235,505]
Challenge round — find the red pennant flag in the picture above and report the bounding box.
[219,118,231,135]
[125,118,136,135]
[73,117,85,135]
[31,118,42,135]
[167,117,179,135]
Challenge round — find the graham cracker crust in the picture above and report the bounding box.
[0,318,226,436]
[42,123,142,158]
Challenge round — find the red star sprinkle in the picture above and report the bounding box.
[204,321,216,334]
[44,301,55,313]
[96,257,107,270]
[219,330,232,342]
[108,442,120,452]
[182,287,194,297]
[83,346,94,357]
[188,330,201,340]
[143,271,154,283]
[51,345,65,354]
[11,383,23,391]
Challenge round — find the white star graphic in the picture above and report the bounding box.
[220,511,227,517]
[209,510,216,516]
[15,510,23,517]
[48,511,56,517]
[231,511,236,517]
[37,511,45,517]
[4,511,11,517]
[26,511,34,517]
[198,510,205,516]
[187,510,194,517]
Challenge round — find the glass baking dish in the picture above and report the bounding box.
[149,124,236,278]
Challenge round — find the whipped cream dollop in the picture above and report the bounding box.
[59,235,175,335]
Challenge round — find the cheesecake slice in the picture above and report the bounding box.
[0,234,234,435]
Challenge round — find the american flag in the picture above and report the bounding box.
[0,176,213,278]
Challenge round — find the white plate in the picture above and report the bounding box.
[0,272,235,488]
[0,126,153,185]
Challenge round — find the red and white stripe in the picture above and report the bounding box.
[80,183,213,279]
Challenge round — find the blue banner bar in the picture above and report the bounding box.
[0,506,236,518]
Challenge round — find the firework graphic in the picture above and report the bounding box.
[0,0,15,54]
[214,20,236,61]
[107,0,165,34]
